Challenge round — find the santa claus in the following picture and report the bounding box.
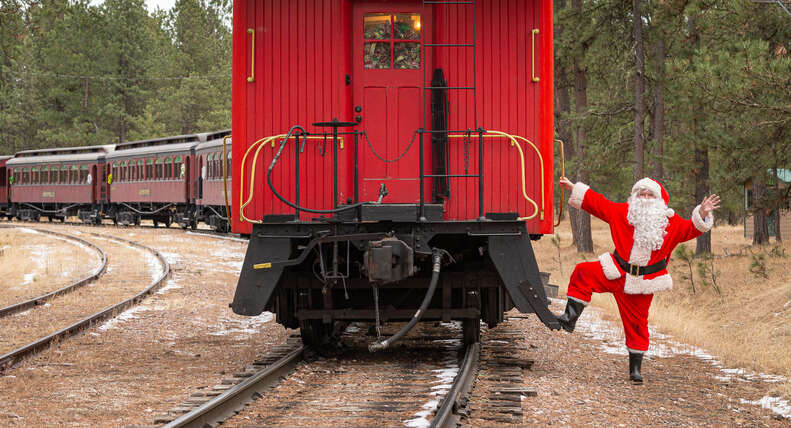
[557,177,720,384]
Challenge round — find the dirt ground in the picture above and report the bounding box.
[0,225,289,427]
[0,222,788,426]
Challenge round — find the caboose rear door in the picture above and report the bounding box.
[352,2,430,203]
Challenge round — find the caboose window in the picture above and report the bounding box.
[364,13,421,70]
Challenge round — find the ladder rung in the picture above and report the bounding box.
[425,43,474,47]
[425,174,479,178]
[424,86,475,90]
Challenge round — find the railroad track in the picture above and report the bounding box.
[0,219,248,241]
[154,323,480,428]
[0,231,170,371]
[0,225,108,318]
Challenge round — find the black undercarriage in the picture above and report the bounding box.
[232,207,561,346]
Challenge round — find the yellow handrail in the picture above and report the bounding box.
[239,130,545,223]
[448,131,544,220]
[240,134,346,224]
[554,139,565,227]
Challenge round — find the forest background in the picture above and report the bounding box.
[1,0,789,249]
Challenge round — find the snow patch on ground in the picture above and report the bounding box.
[404,323,462,427]
[207,313,274,337]
[740,397,791,420]
[563,299,791,420]
[97,306,148,331]
[155,278,182,295]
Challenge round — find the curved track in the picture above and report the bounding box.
[0,226,108,318]
[0,232,170,371]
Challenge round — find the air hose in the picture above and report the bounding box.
[267,125,366,214]
[369,249,443,352]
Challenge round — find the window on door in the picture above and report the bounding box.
[363,13,421,70]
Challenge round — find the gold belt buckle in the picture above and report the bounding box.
[629,264,640,276]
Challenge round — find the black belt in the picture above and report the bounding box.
[613,252,667,276]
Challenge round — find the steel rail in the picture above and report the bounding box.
[0,225,108,318]
[0,233,171,371]
[430,342,481,428]
[163,345,306,428]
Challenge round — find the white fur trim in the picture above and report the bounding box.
[598,253,621,280]
[568,182,590,209]
[623,273,673,294]
[568,296,590,306]
[665,208,675,218]
[691,204,714,233]
[632,177,661,198]
[627,347,646,354]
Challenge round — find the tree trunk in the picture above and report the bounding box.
[652,37,665,181]
[569,0,593,253]
[632,0,646,182]
[694,142,711,255]
[753,179,770,245]
[772,162,782,242]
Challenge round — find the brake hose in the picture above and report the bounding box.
[369,249,443,352]
[267,125,366,214]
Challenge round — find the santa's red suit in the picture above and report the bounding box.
[565,178,713,354]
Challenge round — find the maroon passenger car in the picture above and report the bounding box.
[107,134,199,227]
[194,130,232,232]
[6,146,113,222]
[0,156,11,218]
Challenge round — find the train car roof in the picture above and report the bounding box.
[6,145,115,166]
[195,129,232,153]
[107,133,202,160]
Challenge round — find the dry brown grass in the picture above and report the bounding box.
[535,218,791,397]
[0,229,100,307]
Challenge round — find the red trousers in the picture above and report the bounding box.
[566,261,654,352]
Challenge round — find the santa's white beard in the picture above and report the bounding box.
[627,195,669,253]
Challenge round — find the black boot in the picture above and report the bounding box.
[629,352,644,384]
[557,298,586,332]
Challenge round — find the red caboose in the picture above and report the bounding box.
[231,0,559,346]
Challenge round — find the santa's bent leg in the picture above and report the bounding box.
[613,291,653,384]
[557,261,623,332]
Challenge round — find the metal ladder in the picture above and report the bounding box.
[419,0,484,220]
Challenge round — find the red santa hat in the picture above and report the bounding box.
[631,177,674,217]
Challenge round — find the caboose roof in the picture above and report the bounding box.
[7,145,115,166]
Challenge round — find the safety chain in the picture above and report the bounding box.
[363,130,418,163]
